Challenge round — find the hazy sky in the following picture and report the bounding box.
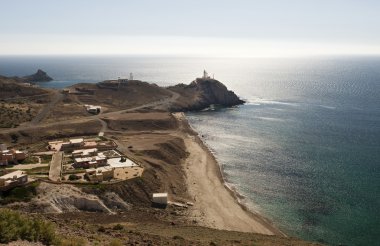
[1,0,379,56]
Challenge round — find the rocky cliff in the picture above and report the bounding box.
[169,78,245,111]
[23,69,53,82]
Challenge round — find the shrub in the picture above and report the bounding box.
[59,236,86,246]
[0,208,59,245]
[0,182,39,205]
[97,225,106,232]
[172,235,185,240]
[68,174,80,181]
[108,239,123,246]
[112,224,124,230]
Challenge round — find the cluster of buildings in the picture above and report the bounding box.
[48,137,141,183]
[0,135,143,190]
[0,144,26,166]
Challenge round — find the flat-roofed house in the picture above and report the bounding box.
[85,166,114,182]
[61,138,85,151]
[73,154,107,168]
[85,105,101,114]
[0,170,28,190]
[72,148,98,158]
[69,138,84,146]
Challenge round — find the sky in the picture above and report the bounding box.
[0,0,379,57]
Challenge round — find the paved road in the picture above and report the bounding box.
[49,151,63,181]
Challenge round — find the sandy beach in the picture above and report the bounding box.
[173,113,284,236]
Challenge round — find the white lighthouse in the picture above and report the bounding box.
[202,70,211,79]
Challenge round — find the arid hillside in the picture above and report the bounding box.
[70,81,173,112]
[0,76,51,100]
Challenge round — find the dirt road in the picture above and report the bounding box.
[49,151,63,181]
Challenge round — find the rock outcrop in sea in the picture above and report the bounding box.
[23,69,53,82]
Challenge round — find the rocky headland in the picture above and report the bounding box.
[168,78,245,111]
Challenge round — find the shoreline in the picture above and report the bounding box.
[174,112,285,236]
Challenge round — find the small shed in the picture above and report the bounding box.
[152,193,168,205]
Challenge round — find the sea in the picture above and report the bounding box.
[0,56,379,246]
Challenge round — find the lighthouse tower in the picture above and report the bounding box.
[202,70,210,79]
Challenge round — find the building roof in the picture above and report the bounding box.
[97,166,113,172]
[75,156,106,163]
[86,166,113,174]
[72,148,98,155]
[153,193,168,198]
[88,106,101,110]
[86,168,96,173]
[0,170,26,180]
[107,157,138,168]
[48,141,63,144]
[85,105,101,110]
[70,138,84,144]
[83,141,97,147]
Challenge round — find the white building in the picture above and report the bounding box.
[72,148,98,158]
[85,105,101,114]
[152,193,168,205]
[107,157,138,168]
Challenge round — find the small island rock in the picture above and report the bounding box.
[23,69,53,82]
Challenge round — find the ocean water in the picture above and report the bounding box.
[1,56,379,245]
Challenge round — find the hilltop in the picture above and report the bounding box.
[68,77,244,113]
[168,78,245,111]
[0,76,54,128]
[0,75,51,99]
